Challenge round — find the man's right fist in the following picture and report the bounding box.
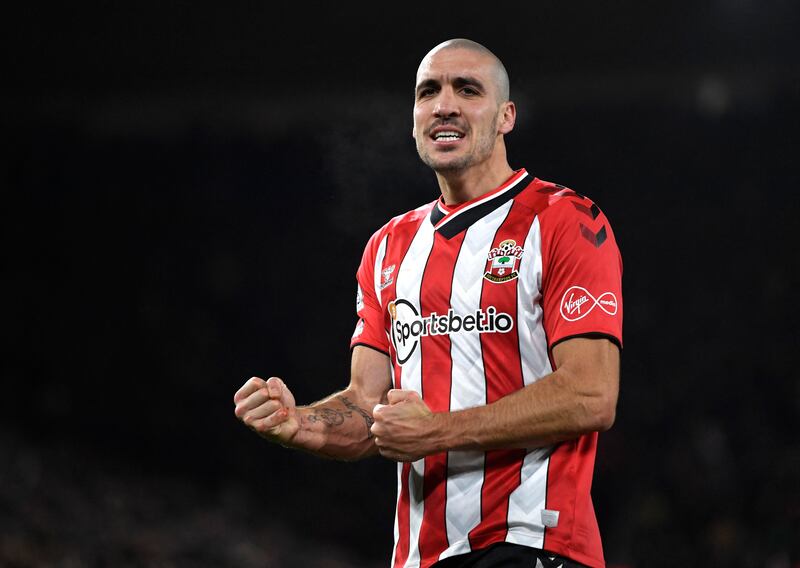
[233,376,299,445]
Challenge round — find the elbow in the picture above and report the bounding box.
[580,393,617,433]
[592,394,617,432]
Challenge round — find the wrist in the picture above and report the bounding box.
[428,411,455,453]
[436,407,482,452]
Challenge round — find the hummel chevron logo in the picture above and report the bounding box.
[579,223,607,247]
[537,184,565,194]
[572,201,601,220]
[537,184,584,199]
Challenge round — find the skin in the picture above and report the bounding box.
[233,40,620,462]
[412,43,517,205]
[234,346,390,461]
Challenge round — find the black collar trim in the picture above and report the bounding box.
[430,171,532,239]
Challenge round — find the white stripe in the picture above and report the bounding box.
[394,217,435,567]
[373,234,388,309]
[438,200,514,561]
[506,447,551,548]
[515,218,553,387]
[434,170,527,232]
[506,216,553,547]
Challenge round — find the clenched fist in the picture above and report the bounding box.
[371,389,439,462]
[233,376,299,446]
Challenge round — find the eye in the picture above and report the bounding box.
[461,87,479,96]
[418,87,436,98]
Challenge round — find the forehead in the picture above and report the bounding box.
[415,47,496,86]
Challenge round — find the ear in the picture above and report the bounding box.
[412,125,417,140]
[497,101,516,135]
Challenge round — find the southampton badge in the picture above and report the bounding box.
[483,239,524,283]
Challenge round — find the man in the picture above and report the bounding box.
[234,38,622,568]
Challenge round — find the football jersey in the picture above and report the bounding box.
[350,169,623,568]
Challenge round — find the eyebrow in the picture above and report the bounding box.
[415,78,439,96]
[415,76,486,96]
[453,76,485,92]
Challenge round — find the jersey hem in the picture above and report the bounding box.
[423,533,603,568]
[541,536,605,568]
[504,531,603,568]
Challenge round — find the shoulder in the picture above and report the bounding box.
[517,178,614,232]
[358,200,437,260]
[364,200,437,246]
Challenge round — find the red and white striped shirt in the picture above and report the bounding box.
[351,169,623,568]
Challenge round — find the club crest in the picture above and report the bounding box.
[483,239,523,283]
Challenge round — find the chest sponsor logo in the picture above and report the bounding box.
[559,285,618,321]
[484,239,524,283]
[388,299,513,365]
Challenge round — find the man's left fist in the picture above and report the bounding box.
[371,389,438,462]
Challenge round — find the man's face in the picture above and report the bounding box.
[413,48,505,173]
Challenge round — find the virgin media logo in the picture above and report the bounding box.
[560,286,618,321]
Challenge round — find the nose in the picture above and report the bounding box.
[433,88,460,118]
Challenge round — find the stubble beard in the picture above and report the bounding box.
[416,112,499,174]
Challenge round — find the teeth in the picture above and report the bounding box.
[434,131,463,141]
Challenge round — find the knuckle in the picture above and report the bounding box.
[253,418,271,433]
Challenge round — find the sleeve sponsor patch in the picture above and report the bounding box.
[560,285,618,321]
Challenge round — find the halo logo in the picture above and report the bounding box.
[388,299,513,365]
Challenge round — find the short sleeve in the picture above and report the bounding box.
[350,230,391,354]
[540,196,623,350]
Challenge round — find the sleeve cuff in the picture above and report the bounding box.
[549,332,622,352]
[350,342,390,357]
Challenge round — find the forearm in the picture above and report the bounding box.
[429,367,615,452]
[290,389,379,461]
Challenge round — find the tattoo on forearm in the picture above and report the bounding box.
[307,407,351,426]
[305,396,375,440]
[337,395,375,438]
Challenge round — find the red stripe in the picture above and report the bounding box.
[393,462,412,568]
[543,433,604,565]
[468,201,535,550]
[417,232,465,564]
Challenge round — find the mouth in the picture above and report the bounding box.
[429,127,466,145]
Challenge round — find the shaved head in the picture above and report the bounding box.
[418,38,510,102]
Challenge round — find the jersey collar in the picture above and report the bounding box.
[429,169,532,239]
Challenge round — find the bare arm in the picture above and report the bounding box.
[233,345,393,461]
[371,337,619,461]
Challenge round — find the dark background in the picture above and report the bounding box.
[2,2,798,567]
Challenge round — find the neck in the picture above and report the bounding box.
[435,146,514,206]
